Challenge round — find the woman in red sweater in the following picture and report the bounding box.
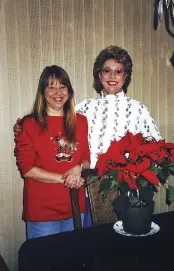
[15,65,90,239]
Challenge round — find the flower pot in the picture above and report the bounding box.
[122,203,154,235]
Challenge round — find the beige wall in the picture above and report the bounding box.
[0,0,174,270]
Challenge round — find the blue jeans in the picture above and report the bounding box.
[26,213,84,239]
[84,197,92,228]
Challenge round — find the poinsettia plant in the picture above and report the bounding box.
[86,132,174,204]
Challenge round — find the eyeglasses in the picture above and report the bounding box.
[101,67,124,76]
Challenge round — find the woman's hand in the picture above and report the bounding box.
[13,118,22,136]
[63,164,84,189]
[64,175,85,189]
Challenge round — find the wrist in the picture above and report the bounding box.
[79,162,84,171]
[56,174,64,183]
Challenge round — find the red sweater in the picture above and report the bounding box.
[15,113,90,221]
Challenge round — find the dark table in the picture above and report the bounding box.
[18,211,174,271]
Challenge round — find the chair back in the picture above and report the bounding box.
[87,179,118,226]
[70,188,82,230]
[70,170,118,229]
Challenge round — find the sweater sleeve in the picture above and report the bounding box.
[75,99,93,117]
[75,100,86,114]
[140,103,162,141]
[15,118,37,176]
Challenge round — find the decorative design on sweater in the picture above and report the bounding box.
[51,133,78,162]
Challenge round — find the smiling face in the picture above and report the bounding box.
[100,59,126,95]
[44,77,69,116]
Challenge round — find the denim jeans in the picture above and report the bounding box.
[84,197,92,228]
[26,213,84,239]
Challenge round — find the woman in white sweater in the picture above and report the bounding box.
[75,45,161,169]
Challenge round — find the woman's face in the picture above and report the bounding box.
[44,77,69,116]
[100,59,126,95]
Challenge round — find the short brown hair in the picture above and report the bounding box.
[93,45,133,94]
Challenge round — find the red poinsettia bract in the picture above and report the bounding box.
[95,132,172,190]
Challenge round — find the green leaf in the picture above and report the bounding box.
[118,181,129,195]
[138,178,150,188]
[157,167,170,184]
[167,185,174,203]
[98,176,120,199]
[137,178,157,192]
[109,169,117,178]
[150,162,159,174]
[110,178,118,189]
[86,174,99,186]
[99,178,112,193]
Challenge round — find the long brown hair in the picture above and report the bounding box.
[28,65,76,142]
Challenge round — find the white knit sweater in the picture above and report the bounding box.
[75,91,162,169]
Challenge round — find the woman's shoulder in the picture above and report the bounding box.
[21,115,39,131]
[76,113,88,123]
[75,97,99,117]
[75,97,99,109]
[125,95,148,110]
[75,114,88,133]
[22,115,35,124]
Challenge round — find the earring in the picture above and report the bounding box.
[101,89,105,98]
